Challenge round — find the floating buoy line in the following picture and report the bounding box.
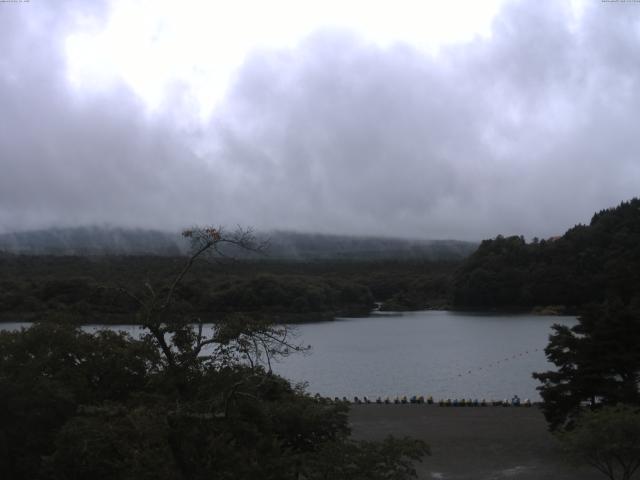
[312,394,535,407]
[310,347,545,407]
[435,347,544,382]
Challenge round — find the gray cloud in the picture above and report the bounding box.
[1,1,639,240]
[0,1,223,232]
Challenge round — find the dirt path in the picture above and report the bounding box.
[349,405,602,480]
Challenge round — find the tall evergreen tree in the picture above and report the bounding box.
[533,299,640,430]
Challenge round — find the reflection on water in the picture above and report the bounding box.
[1,311,576,400]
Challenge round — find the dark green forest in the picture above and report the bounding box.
[0,318,428,479]
[2,202,640,478]
[3,199,640,322]
[0,228,429,480]
[0,255,456,323]
[452,198,640,311]
[0,228,468,322]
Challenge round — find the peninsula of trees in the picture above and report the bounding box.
[1,198,639,322]
[452,198,640,311]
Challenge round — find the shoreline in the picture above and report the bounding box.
[0,305,577,325]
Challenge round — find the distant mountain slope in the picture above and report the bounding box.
[0,227,187,256]
[0,227,477,261]
[264,231,476,261]
[452,198,640,309]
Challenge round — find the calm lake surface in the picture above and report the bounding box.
[1,311,576,400]
[273,311,576,401]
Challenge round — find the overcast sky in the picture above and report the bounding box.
[1,0,639,240]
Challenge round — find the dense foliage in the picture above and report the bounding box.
[0,323,427,480]
[0,256,457,322]
[559,405,640,480]
[533,299,640,430]
[453,198,640,309]
[0,227,428,479]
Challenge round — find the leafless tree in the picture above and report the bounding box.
[119,226,307,378]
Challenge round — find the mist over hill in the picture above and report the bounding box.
[0,227,185,256]
[264,231,476,261]
[0,227,477,261]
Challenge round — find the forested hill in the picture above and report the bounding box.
[0,227,185,256]
[0,227,476,261]
[264,231,476,261]
[452,198,640,310]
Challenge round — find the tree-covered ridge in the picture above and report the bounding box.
[0,256,456,323]
[452,198,640,309]
[0,227,476,261]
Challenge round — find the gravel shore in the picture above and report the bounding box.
[349,404,602,480]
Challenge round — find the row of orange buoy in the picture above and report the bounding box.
[313,394,534,407]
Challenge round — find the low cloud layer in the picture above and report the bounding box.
[1,1,639,240]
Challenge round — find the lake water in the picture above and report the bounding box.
[273,311,576,401]
[0,311,576,401]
